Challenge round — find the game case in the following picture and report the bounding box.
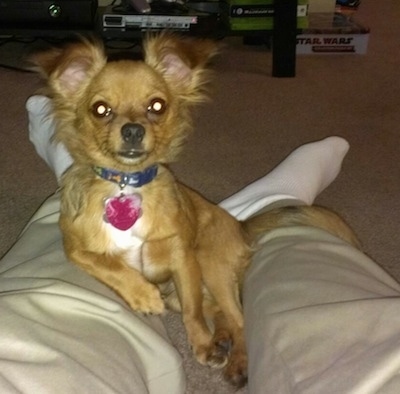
[297,12,369,54]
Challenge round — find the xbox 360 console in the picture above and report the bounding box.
[0,0,98,28]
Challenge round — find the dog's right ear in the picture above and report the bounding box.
[30,38,107,98]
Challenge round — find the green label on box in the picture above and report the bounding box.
[231,5,274,17]
[223,0,309,30]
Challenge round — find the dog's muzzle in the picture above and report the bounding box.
[121,123,145,145]
[119,123,146,158]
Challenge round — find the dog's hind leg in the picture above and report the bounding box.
[200,259,249,387]
[144,237,228,369]
[173,253,229,368]
[202,297,248,387]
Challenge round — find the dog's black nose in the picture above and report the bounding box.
[121,123,145,145]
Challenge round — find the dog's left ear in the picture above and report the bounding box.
[144,33,218,102]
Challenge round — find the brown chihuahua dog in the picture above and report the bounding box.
[32,33,360,387]
[32,33,252,386]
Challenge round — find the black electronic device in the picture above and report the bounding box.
[0,0,98,28]
[101,1,219,34]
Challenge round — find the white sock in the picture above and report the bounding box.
[26,95,73,183]
[219,137,350,220]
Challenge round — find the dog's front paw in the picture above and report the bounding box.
[126,283,165,315]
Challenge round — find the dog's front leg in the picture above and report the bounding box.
[68,249,165,315]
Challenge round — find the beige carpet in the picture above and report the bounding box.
[1,0,400,392]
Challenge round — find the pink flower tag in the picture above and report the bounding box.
[104,194,142,231]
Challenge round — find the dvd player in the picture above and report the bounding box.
[103,13,198,30]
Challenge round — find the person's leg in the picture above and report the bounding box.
[243,226,400,393]
[31,95,383,394]
[0,193,186,394]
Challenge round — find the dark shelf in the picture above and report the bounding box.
[0,0,298,77]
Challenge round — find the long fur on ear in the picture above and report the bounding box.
[30,38,108,161]
[30,37,107,99]
[143,32,218,103]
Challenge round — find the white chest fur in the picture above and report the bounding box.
[103,185,146,272]
[106,218,144,270]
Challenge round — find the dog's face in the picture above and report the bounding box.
[75,60,175,168]
[32,34,217,170]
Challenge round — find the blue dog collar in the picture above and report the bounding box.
[93,164,158,189]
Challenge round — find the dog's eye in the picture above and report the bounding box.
[147,98,166,115]
[92,101,112,118]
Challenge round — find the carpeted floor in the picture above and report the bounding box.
[1,0,400,392]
